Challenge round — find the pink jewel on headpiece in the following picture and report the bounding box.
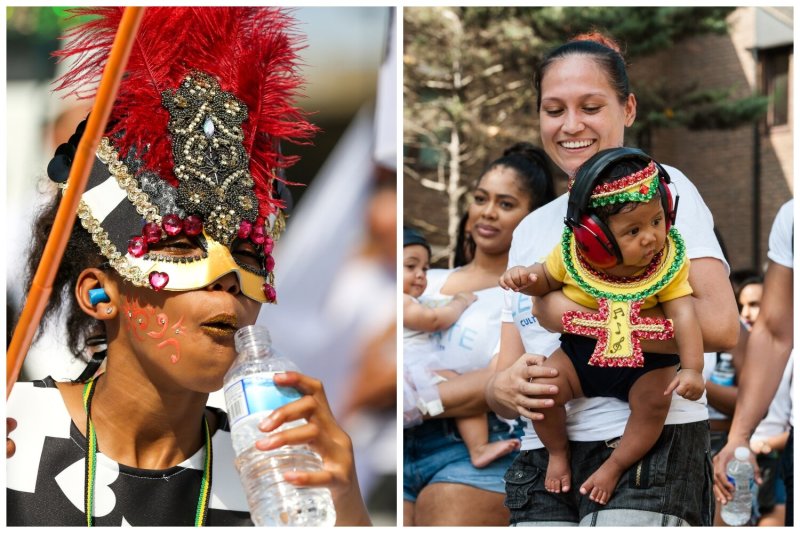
[183,215,203,236]
[250,224,266,245]
[128,236,148,257]
[639,183,650,195]
[263,283,276,302]
[142,222,162,244]
[265,254,275,273]
[162,214,183,236]
[149,271,169,291]
[238,220,253,239]
[263,236,274,255]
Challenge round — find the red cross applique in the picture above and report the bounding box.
[562,298,675,367]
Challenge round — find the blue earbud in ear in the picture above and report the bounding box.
[88,288,110,307]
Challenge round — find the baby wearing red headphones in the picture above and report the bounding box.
[500,147,704,506]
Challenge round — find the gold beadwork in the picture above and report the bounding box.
[76,200,148,287]
[95,138,162,224]
[163,71,257,246]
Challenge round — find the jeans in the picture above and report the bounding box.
[404,414,522,501]
[505,421,713,526]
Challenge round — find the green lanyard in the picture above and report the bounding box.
[82,377,212,526]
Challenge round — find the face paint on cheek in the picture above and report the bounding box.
[149,314,185,364]
[122,296,151,341]
[147,313,169,338]
[159,339,182,364]
[122,295,185,364]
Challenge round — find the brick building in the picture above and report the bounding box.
[634,6,792,273]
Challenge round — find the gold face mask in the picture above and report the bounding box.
[66,72,281,304]
[127,231,274,303]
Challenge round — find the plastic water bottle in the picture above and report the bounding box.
[720,447,755,526]
[707,353,735,419]
[710,353,735,387]
[223,325,336,527]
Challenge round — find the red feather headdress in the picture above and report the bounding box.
[44,7,318,303]
[54,7,316,220]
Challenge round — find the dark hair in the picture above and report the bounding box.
[590,157,661,224]
[535,32,630,111]
[454,142,555,267]
[483,142,555,211]
[403,226,431,258]
[731,271,764,307]
[22,192,106,361]
[453,211,473,268]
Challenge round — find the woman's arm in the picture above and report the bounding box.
[706,322,747,416]
[533,257,738,353]
[751,431,790,455]
[713,262,793,501]
[682,257,739,353]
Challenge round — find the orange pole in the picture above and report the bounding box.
[7,7,146,397]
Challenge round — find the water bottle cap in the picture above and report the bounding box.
[719,353,733,361]
[234,324,272,354]
[734,447,750,461]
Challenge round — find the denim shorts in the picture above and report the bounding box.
[403,414,522,501]
[757,452,786,511]
[505,421,713,526]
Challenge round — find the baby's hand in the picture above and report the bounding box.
[499,265,538,294]
[453,291,477,306]
[664,369,705,401]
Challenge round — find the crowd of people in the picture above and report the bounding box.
[403,32,793,527]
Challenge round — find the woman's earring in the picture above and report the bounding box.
[105,307,114,315]
[89,288,110,306]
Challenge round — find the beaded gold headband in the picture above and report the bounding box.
[589,160,659,208]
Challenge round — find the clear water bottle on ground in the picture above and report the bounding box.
[709,353,735,386]
[223,325,336,527]
[720,447,755,526]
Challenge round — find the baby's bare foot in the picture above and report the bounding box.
[579,460,624,505]
[470,439,520,469]
[544,453,571,493]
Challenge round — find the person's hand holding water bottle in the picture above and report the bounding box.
[255,371,372,526]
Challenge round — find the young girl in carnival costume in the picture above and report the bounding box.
[501,147,704,504]
[6,7,370,526]
[403,227,519,468]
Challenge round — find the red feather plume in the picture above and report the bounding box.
[54,7,317,218]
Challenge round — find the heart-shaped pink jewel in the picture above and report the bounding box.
[149,271,169,291]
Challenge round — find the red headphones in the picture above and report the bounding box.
[564,148,679,269]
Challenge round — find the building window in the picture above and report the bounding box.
[761,45,791,128]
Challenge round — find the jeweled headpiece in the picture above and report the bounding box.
[47,7,316,303]
[588,160,659,208]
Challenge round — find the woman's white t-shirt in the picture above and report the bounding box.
[502,165,729,450]
[420,268,505,373]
